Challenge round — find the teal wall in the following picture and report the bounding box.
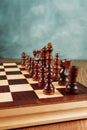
[0,0,87,59]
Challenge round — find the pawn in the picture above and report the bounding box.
[33,60,39,81]
[29,58,34,77]
[33,50,37,59]
[25,56,30,70]
[21,52,26,66]
[38,47,47,89]
[53,53,60,81]
[66,66,79,94]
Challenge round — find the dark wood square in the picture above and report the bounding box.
[24,74,31,78]
[8,79,29,85]
[12,91,38,105]
[31,84,42,90]
[0,76,7,80]
[6,71,22,75]
[0,86,10,93]
[4,65,18,68]
[0,69,5,71]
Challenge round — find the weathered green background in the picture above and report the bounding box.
[0,0,87,59]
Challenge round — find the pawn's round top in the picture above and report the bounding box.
[55,53,59,59]
[47,42,53,52]
[33,50,37,58]
[22,52,26,58]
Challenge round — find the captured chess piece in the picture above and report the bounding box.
[58,59,71,86]
[66,66,79,94]
[21,52,26,66]
[43,43,55,95]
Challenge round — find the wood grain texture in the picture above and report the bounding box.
[17,119,87,130]
[0,59,87,130]
[19,60,87,130]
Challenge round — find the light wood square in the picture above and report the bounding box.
[52,82,66,88]
[0,72,6,75]
[17,65,25,68]
[3,63,16,66]
[35,89,63,99]
[21,70,29,75]
[9,84,33,92]
[27,78,38,84]
[0,80,8,86]
[0,65,4,69]
[5,68,20,72]
[0,92,13,102]
[7,74,25,80]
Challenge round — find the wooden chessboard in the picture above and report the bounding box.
[0,62,87,129]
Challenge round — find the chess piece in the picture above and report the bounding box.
[27,57,32,72]
[66,66,79,94]
[53,53,60,81]
[33,50,37,60]
[29,58,34,77]
[38,47,46,88]
[21,52,26,66]
[33,50,41,81]
[41,46,47,67]
[25,55,30,70]
[58,59,71,85]
[43,43,55,95]
[33,59,39,81]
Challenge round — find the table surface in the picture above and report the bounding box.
[0,59,87,130]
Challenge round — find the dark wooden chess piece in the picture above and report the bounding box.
[41,46,47,67]
[58,59,71,85]
[27,57,32,73]
[21,52,26,66]
[33,59,39,81]
[33,50,37,60]
[25,55,30,70]
[32,50,39,80]
[38,47,46,89]
[43,43,55,95]
[66,66,79,94]
[29,58,34,77]
[53,53,60,81]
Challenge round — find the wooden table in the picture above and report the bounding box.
[0,59,87,130]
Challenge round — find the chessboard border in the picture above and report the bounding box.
[0,100,87,129]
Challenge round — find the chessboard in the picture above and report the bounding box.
[0,62,87,129]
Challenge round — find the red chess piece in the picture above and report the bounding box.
[33,50,37,59]
[43,43,55,95]
[25,55,30,70]
[21,52,26,66]
[27,57,32,72]
[66,66,79,94]
[58,59,71,86]
[32,50,38,80]
[29,58,34,77]
[38,47,46,89]
[33,60,39,81]
[53,53,60,81]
